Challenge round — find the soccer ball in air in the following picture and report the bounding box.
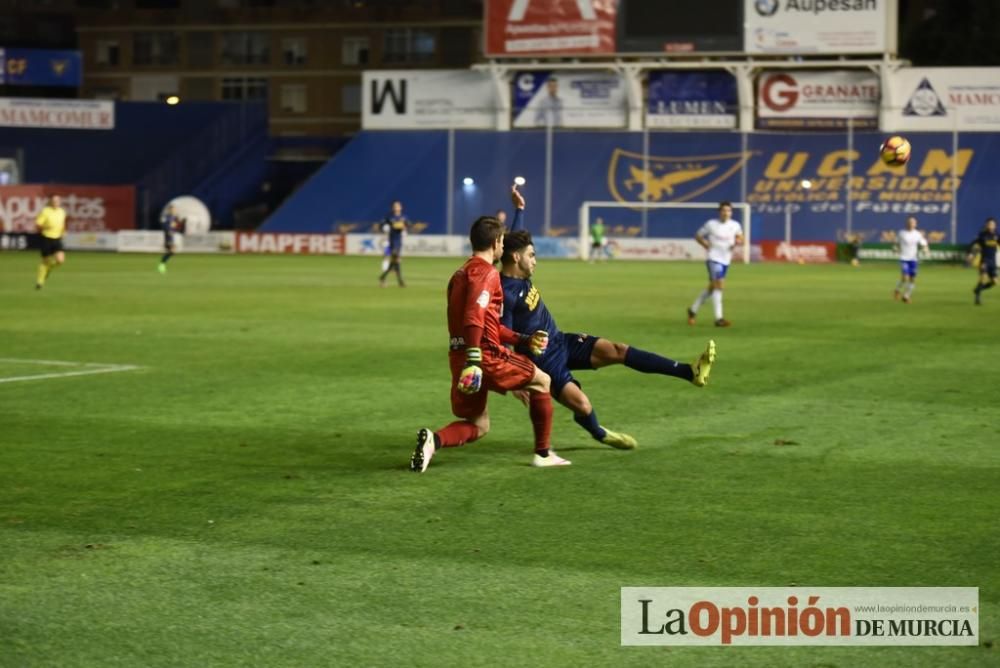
[879,136,911,166]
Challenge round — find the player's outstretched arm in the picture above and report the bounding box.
[508,185,526,232]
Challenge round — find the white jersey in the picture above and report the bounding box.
[697,218,743,265]
[898,229,928,261]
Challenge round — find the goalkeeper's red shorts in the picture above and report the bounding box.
[448,348,536,419]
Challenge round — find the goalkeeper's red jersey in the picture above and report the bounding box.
[447,256,505,353]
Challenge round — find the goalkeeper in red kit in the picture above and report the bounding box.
[409,214,569,472]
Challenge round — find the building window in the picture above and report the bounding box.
[133,32,179,66]
[342,36,369,66]
[281,37,307,65]
[341,84,360,114]
[221,77,268,101]
[280,84,307,113]
[383,28,436,64]
[188,32,214,67]
[95,39,119,66]
[221,32,270,65]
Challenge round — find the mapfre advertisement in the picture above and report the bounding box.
[757,71,880,129]
[484,0,618,56]
[362,70,496,130]
[745,0,892,54]
[236,232,344,255]
[513,70,627,128]
[885,68,1000,132]
[0,185,135,232]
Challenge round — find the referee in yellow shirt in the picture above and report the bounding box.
[35,194,67,289]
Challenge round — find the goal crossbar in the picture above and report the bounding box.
[578,201,751,263]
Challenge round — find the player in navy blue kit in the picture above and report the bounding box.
[970,217,998,305]
[378,200,409,287]
[500,187,716,448]
[157,204,185,274]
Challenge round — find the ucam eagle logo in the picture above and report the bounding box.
[607,149,754,204]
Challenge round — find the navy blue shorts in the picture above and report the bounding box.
[981,260,997,280]
[536,332,599,399]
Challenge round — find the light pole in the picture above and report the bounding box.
[784,179,813,247]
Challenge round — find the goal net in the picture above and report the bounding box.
[578,201,751,263]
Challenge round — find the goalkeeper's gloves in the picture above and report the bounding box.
[520,330,549,357]
[457,347,483,394]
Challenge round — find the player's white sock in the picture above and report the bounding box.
[381,257,390,272]
[712,290,724,320]
[895,280,905,292]
[691,289,711,313]
[905,282,916,298]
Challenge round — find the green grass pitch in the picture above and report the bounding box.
[1,252,997,667]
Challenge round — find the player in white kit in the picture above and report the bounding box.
[687,201,744,327]
[894,216,929,304]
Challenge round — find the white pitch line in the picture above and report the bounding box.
[0,359,141,384]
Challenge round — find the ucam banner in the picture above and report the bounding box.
[0,48,82,87]
[362,71,495,129]
[745,0,894,54]
[484,0,617,56]
[647,71,738,129]
[512,70,626,128]
[885,68,1000,132]
[757,71,880,129]
[0,97,114,130]
[0,185,135,232]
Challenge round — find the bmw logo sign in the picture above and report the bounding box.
[755,0,779,17]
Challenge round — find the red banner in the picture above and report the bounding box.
[0,184,135,232]
[485,0,618,57]
[759,240,836,263]
[236,232,344,255]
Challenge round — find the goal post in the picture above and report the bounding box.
[578,201,752,263]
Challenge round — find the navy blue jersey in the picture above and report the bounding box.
[500,274,562,360]
[161,212,182,234]
[382,214,409,248]
[971,230,998,264]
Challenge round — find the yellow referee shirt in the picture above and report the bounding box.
[36,206,67,239]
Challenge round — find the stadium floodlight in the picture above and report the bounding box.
[578,200,752,263]
[462,177,474,186]
[165,95,180,105]
[514,176,526,186]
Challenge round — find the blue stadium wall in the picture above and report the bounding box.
[261,130,1000,243]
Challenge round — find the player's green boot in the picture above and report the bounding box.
[157,262,167,274]
[691,339,717,387]
[601,428,637,450]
